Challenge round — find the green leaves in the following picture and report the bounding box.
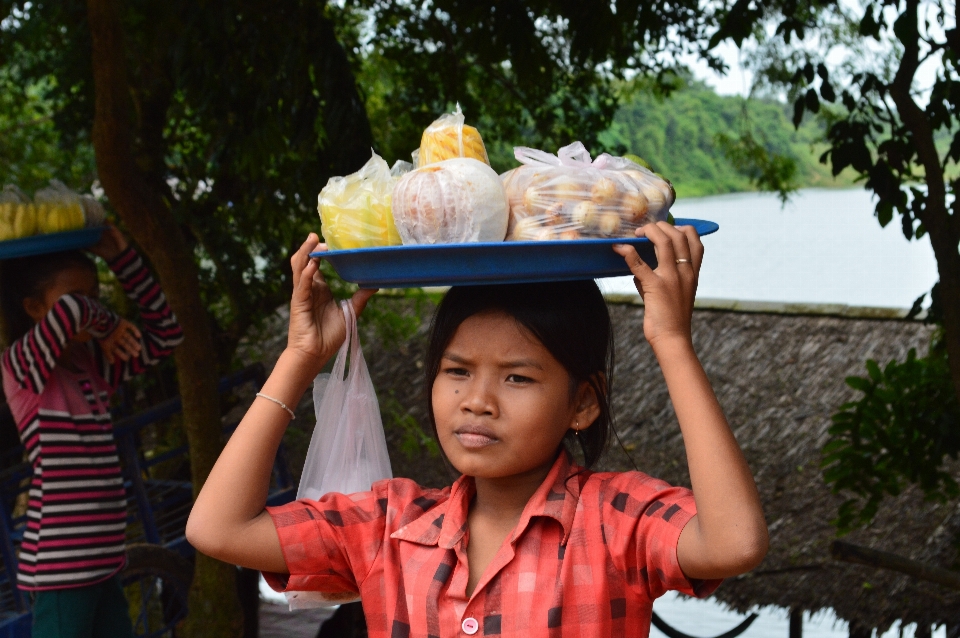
[822,347,960,534]
[715,128,800,203]
[0,70,96,193]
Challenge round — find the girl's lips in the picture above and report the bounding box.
[454,425,498,449]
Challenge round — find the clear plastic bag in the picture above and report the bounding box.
[415,104,490,168]
[0,181,91,241]
[33,180,85,234]
[318,151,403,250]
[501,142,676,241]
[284,300,393,610]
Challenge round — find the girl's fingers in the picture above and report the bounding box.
[124,335,142,355]
[678,225,706,273]
[612,244,652,298]
[294,258,320,302]
[641,222,678,271]
[658,223,697,287]
[612,243,651,276]
[291,234,321,291]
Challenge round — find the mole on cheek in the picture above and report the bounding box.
[455,390,459,394]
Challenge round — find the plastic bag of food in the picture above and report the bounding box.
[392,157,508,245]
[318,152,403,250]
[501,142,675,241]
[285,301,393,609]
[0,186,30,242]
[34,180,86,234]
[80,195,106,227]
[416,104,490,168]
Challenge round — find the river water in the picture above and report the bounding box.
[600,188,939,310]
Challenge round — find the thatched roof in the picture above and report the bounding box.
[600,300,955,633]
[241,294,957,632]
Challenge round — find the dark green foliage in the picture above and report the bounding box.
[381,392,440,461]
[714,128,799,203]
[601,82,845,198]
[0,69,96,193]
[823,345,960,533]
[707,0,960,537]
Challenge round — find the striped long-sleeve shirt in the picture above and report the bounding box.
[1,247,183,591]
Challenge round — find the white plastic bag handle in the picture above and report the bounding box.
[514,141,611,169]
[285,300,393,609]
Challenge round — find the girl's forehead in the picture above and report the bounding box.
[46,266,98,296]
[447,312,547,356]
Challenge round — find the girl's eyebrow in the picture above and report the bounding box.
[441,352,543,371]
[501,359,543,371]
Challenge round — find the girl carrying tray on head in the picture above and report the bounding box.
[187,222,768,637]
[1,226,184,638]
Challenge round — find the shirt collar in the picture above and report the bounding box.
[390,452,584,549]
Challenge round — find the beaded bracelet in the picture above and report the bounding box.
[255,392,295,420]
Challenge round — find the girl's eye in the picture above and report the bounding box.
[506,374,534,384]
[444,367,469,377]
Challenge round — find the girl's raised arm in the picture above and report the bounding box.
[88,228,184,386]
[3,295,119,395]
[185,234,376,573]
[613,225,769,580]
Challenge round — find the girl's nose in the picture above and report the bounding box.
[460,378,498,418]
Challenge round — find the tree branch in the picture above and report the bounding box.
[888,0,944,216]
[831,540,960,591]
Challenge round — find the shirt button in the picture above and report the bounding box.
[462,617,479,635]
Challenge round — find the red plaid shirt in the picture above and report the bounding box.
[264,453,720,637]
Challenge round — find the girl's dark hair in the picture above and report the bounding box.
[424,280,615,469]
[0,251,98,344]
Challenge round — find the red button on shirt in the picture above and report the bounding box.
[264,453,720,637]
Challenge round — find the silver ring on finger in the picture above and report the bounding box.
[675,258,692,264]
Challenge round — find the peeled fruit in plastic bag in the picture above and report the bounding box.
[0,181,93,241]
[416,104,490,168]
[501,142,675,241]
[392,157,508,245]
[0,203,36,241]
[318,152,403,250]
[34,181,86,234]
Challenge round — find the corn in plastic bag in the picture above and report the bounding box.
[0,181,90,242]
[318,152,403,250]
[416,104,490,168]
[501,142,675,241]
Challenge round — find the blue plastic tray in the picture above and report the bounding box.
[313,218,718,288]
[0,227,104,260]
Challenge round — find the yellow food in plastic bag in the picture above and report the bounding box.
[0,181,90,242]
[318,152,403,250]
[416,104,489,168]
[36,203,85,234]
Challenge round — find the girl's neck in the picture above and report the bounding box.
[470,457,556,520]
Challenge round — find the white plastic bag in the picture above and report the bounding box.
[284,300,393,610]
[501,141,675,241]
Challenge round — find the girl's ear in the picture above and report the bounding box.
[22,297,47,322]
[571,380,602,431]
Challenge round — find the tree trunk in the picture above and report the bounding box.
[888,0,960,403]
[86,0,243,635]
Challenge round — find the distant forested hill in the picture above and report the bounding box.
[599,82,858,198]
